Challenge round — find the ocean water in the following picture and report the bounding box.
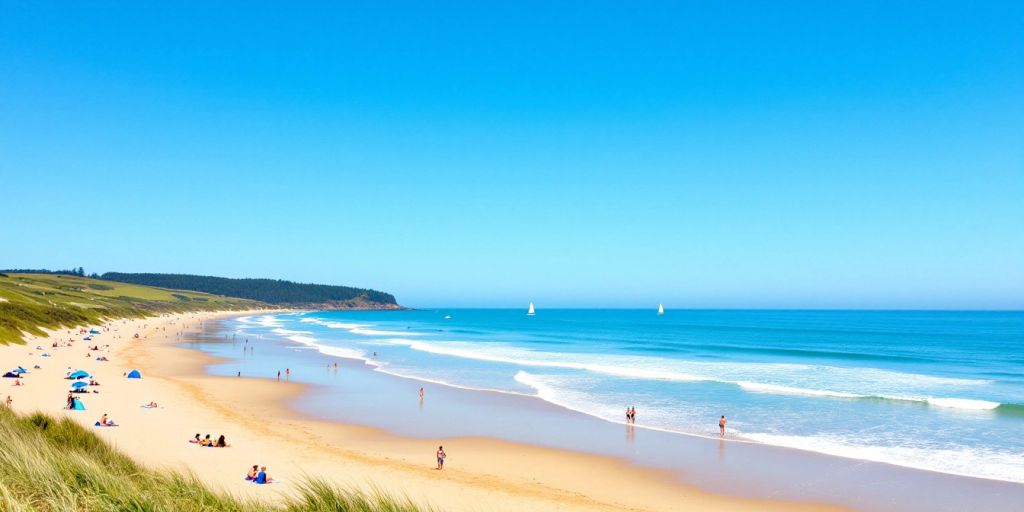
[214,309,1023,484]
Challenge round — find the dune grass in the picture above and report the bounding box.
[0,273,266,345]
[0,407,428,512]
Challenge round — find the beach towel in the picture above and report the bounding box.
[140,404,158,409]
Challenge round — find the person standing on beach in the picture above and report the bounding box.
[4,395,11,408]
[276,370,281,381]
[285,368,290,380]
[419,387,425,400]
[436,445,446,469]
[719,415,727,437]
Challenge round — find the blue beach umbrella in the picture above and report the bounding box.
[71,381,88,389]
[68,370,90,379]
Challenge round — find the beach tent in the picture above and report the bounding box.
[3,371,19,378]
[68,370,90,380]
[71,398,86,410]
[83,336,93,341]
[127,369,142,379]
[71,381,89,389]
[15,366,27,374]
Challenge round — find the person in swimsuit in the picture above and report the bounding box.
[419,388,425,400]
[246,465,258,480]
[436,445,446,469]
[719,415,727,437]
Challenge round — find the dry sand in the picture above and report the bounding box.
[0,311,844,511]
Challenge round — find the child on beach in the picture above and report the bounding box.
[719,415,727,437]
[436,446,446,470]
[246,465,259,480]
[254,466,272,484]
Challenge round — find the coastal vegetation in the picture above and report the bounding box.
[0,273,263,345]
[100,272,399,309]
[0,407,426,512]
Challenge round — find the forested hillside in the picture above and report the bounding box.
[101,272,399,308]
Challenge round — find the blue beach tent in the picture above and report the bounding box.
[68,370,90,380]
[127,369,142,379]
[71,399,86,410]
[71,381,88,389]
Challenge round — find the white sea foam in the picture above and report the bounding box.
[287,334,319,345]
[272,328,312,336]
[299,317,424,336]
[741,432,1024,483]
[737,381,864,399]
[924,397,1001,410]
[284,334,369,361]
[254,315,283,328]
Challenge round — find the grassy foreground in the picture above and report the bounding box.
[0,273,266,344]
[0,407,427,512]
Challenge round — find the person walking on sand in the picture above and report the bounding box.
[719,415,727,437]
[4,395,11,408]
[285,368,290,380]
[436,445,446,469]
[277,370,281,381]
[630,406,637,424]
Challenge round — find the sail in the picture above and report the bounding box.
[658,303,664,315]
[527,302,536,315]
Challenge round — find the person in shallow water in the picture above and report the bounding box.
[719,415,727,437]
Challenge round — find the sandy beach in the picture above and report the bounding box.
[0,311,843,512]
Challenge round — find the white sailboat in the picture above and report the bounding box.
[658,303,665,316]
[527,302,536,316]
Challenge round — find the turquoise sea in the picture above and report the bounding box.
[200,309,1023,484]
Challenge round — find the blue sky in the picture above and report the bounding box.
[1,2,1022,309]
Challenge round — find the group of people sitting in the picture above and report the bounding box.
[245,465,273,484]
[190,433,229,447]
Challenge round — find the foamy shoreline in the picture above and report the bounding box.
[1,310,842,512]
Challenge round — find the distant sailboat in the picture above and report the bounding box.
[527,302,536,316]
[658,304,665,316]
